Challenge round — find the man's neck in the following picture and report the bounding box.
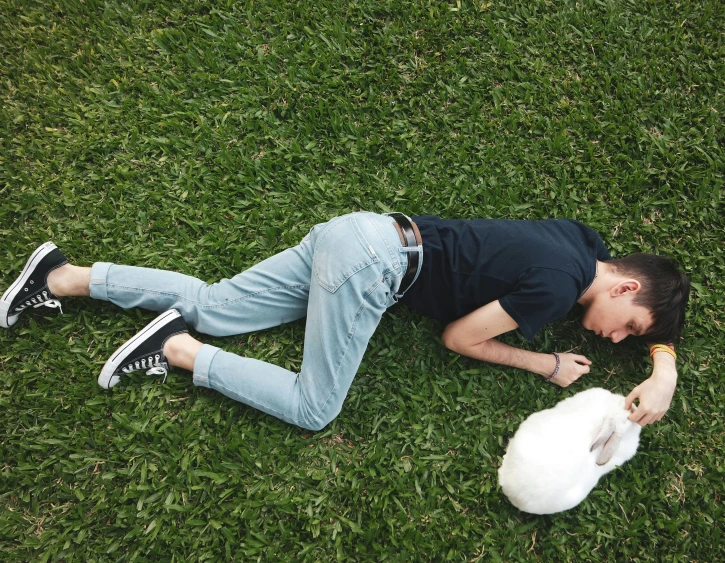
[578,260,609,306]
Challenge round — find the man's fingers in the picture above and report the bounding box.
[573,355,592,365]
[624,389,639,410]
[638,413,656,427]
[629,408,659,427]
[628,407,644,423]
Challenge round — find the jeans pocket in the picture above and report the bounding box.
[313,215,380,293]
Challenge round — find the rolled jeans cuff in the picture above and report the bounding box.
[89,262,114,301]
[193,344,222,388]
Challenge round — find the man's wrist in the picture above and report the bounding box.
[533,352,558,377]
[651,349,677,366]
[650,343,676,362]
[545,352,560,381]
[651,352,678,384]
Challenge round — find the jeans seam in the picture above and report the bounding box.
[314,288,385,425]
[303,271,385,426]
[360,215,405,282]
[366,214,401,270]
[313,311,358,425]
[104,283,311,310]
[362,276,383,301]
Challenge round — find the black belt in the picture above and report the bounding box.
[389,212,421,296]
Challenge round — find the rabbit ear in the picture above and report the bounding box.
[590,419,622,466]
[594,432,622,466]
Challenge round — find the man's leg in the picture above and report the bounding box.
[26,237,314,389]
[48,236,317,337]
[48,265,90,297]
[12,213,410,430]
[184,213,408,430]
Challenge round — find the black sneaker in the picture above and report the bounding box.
[1,242,68,328]
[98,309,188,389]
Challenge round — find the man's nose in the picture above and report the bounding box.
[610,331,626,344]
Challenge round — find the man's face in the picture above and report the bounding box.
[581,288,654,343]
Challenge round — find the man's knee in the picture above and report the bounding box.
[299,417,330,432]
[297,403,341,432]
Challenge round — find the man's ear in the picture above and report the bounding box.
[611,279,642,297]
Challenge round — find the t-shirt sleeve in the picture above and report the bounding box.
[498,269,579,341]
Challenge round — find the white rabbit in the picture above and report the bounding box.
[498,387,641,515]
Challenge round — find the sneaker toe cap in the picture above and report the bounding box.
[98,370,121,389]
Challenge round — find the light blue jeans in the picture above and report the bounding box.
[89,212,422,430]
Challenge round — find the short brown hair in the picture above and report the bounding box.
[605,253,690,343]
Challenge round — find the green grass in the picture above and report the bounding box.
[1,0,723,561]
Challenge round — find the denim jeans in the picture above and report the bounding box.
[89,212,422,430]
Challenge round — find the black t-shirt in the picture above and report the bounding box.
[399,216,612,340]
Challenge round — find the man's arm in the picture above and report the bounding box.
[625,345,678,426]
[441,300,592,387]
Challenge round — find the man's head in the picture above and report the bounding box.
[581,253,690,344]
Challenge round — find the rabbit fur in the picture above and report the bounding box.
[498,387,641,515]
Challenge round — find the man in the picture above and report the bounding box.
[1,212,689,430]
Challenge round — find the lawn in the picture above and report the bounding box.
[1,0,723,561]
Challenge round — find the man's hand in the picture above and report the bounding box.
[624,351,678,426]
[549,353,592,388]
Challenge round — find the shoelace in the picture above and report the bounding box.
[147,366,169,384]
[15,290,63,314]
[121,354,169,383]
[35,299,63,313]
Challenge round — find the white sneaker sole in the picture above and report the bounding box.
[98,309,182,389]
[0,242,58,329]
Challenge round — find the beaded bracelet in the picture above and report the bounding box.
[547,352,561,381]
[650,344,677,361]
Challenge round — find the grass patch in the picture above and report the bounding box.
[1,0,723,561]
